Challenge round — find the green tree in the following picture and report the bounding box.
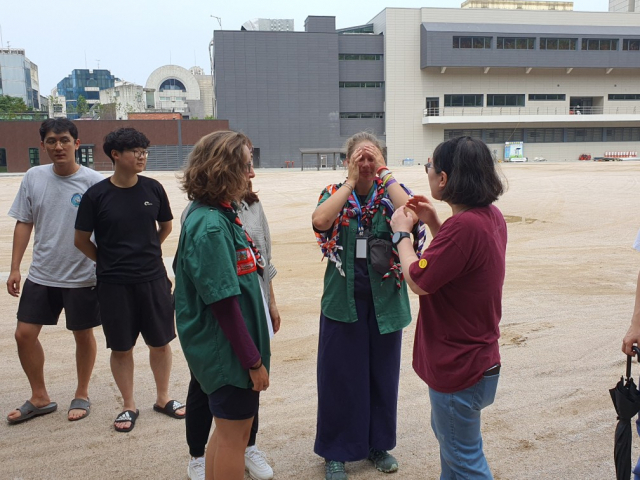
[0,95,28,118]
[76,95,89,117]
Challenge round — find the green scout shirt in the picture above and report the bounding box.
[175,205,271,394]
[318,185,412,334]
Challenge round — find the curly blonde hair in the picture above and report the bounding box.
[181,131,250,205]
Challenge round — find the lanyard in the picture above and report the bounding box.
[352,192,365,234]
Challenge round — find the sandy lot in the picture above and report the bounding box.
[1,161,639,479]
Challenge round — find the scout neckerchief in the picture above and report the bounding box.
[314,178,427,289]
[219,201,266,272]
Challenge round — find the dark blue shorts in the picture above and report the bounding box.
[208,385,259,420]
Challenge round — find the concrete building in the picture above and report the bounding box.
[0,48,41,110]
[214,16,384,167]
[610,0,640,12]
[98,81,146,120]
[215,7,640,166]
[376,7,640,164]
[144,65,213,119]
[56,69,117,119]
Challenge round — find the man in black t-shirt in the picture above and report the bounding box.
[75,127,185,433]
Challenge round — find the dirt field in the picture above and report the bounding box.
[1,162,639,479]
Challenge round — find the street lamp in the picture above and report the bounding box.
[209,15,222,119]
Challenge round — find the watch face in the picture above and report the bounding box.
[393,231,408,244]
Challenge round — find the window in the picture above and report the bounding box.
[0,148,6,172]
[159,78,186,92]
[452,37,492,49]
[339,82,384,88]
[529,94,566,101]
[582,38,618,51]
[566,128,603,142]
[339,112,384,118]
[484,129,524,143]
[487,94,525,107]
[623,39,640,51]
[444,129,483,140]
[525,128,564,143]
[540,38,577,50]
[604,127,640,142]
[497,37,535,49]
[444,94,483,107]
[609,94,640,100]
[29,148,40,167]
[338,54,382,60]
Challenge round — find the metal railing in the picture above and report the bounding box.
[423,106,639,117]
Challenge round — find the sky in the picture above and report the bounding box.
[1,0,608,95]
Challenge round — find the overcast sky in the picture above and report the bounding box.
[2,0,608,95]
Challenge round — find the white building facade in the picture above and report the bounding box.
[371,7,640,164]
[144,65,213,119]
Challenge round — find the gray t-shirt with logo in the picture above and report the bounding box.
[9,164,104,288]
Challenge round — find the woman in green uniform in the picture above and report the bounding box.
[174,130,271,480]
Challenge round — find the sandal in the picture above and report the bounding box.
[68,398,91,422]
[153,400,185,419]
[114,409,139,432]
[7,400,57,425]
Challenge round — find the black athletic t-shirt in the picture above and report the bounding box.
[75,175,173,284]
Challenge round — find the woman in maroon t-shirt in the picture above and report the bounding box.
[391,136,507,479]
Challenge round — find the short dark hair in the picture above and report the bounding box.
[432,136,504,207]
[39,118,78,141]
[103,128,150,163]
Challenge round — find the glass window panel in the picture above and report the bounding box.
[460,37,472,49]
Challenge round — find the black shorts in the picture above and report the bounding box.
[208,385,259,420]
[97,276,176,351]
[17,279,101,331]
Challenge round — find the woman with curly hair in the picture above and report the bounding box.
[174,130,270,480]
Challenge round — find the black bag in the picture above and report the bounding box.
[368,237,394,275]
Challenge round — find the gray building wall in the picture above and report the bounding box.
[215,23,386,167]
[215,30,341,167]
[421,23,640,69]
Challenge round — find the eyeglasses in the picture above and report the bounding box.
[425,162,432,172]
[246,162,254,172]
[128,149,149,159]
[44,137,73,147]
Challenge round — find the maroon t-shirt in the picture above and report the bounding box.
[409,204,507,393]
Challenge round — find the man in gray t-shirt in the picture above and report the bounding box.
[6,118,104,425]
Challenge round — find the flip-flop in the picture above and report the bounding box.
[7,400,58,425]
[153,400,186,419]
[114,409,139,433]
[68,398,91,422]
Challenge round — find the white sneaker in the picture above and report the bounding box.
[245,445,274,480]
[187,456,206,480]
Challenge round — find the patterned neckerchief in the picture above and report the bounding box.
[219,201,265,270]
[314,179,426,289]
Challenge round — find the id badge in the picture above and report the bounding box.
[355,235,368,259]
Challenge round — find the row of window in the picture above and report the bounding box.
[443,93,640,107]
[338,54,382,61]
[339,82,384,88]
[445,127,640,143]
[453,36,640,51]
[444,94,526,107]
[340,112,384,118]
[609,94,640,100]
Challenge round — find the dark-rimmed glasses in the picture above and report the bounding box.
[127,149,149,159]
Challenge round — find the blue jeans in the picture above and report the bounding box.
[429,374,499,480]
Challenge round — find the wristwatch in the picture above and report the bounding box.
[392,231,411,245]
